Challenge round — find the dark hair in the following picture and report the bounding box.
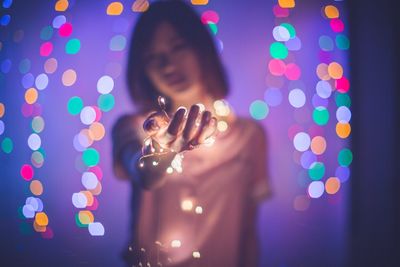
[126,0,229,113]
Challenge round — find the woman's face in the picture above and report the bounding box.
[144,22,205,103]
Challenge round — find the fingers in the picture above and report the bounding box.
[182,105,200,140]
[190,111,212,146]
[197,117,217,144]
[144,105,219,153]
[167,107,186,135]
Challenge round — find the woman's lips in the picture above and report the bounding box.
[164,73,186,86]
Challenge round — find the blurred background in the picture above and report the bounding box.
[0,0,398,266]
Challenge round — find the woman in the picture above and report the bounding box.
[112,1,271,266]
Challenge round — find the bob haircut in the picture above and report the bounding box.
[126,0,229,113]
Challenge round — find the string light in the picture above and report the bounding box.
[170,239,181,248]
[139,96,232,174]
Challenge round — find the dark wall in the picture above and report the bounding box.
[349,0,400,266]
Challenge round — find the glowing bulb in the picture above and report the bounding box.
[152,161,158,166]
[192,251,201,258]
[166,167,173,174]
[213,99,230,116]
[144,138,151,146]
[139,162,144,168]
[195,206,203,214]
[181,199,193,211]
[158,96,166,110]
[196,103,205,112]
[171,240,181,248]
[217,121,228,132]
[213,100,223,109]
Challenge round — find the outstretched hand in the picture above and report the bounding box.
[143,105,217,153]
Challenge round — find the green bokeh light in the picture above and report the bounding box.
[313,106,330,125]
[1,137,13,153]
[336,34,350,50]
[207,22,218,35]
[249,100,269,120]
[82,148,99,167]
[338,148,353,166]
[308,162,325,180]
[97,94,115,112]
[335,92,351,107]
[40,26,53,41]
[66,38,81,54]
[67,96,83,115]
[270,42,288,59]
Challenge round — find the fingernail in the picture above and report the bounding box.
[196,103,205,112]
[177,106,187,115]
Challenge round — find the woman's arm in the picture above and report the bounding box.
[112,114,177,190]
[119,141,177,190]
[113,105,216,190]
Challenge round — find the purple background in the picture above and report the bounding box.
[0,0,349,266]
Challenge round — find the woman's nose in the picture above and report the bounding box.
[158,54,177,72]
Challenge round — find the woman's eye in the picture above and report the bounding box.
[145,55,162,67]
[172,42,189,52]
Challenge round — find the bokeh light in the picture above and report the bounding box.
[66,38,81,54]
[325,177,341,194]
[336,106,351,122]
[20,164,34,181]
[249,100,269,120]
[285,63,301,80]
[30,180,44,196]
[28,133,41,151]
[270,42,288,59]
[82,148,100,167]
[338,148,353,166]
[308,162,325,180]
[107,2,124,15]
[61,69,77,86]
[300,151,317,169]
[88,222,105,236]
[44,58,58,74]
[313,106,329,125]
[308,181,324,198]
[293,132,310,152]
[264,87,282,107]
[336,122,351,138]
[97,76,114,94]
[1,137,13,153]
[25,88,38,104]
[310,136,326,155]
[288,89,306,108]
[35,73,49,90]
[324,5,339,19]
[97,94,115,112]
[67,96,84,115]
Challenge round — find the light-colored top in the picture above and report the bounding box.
[112,114,271,267]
